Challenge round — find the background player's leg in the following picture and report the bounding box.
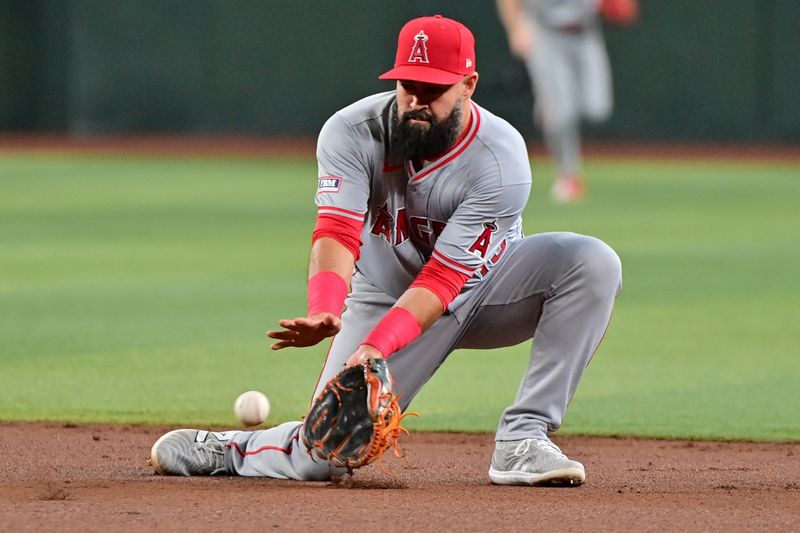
[456,232,622,440]
[526,25,584,201]
[526,27,581,180]
[579,28,613,123]
[226,273,392,479]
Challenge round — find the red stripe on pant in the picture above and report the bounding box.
[226,432,299,457]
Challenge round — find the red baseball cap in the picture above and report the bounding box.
[379,15,476,85]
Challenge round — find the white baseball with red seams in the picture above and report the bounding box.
[234,391,270,426]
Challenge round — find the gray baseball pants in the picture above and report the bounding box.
[226,232,622,479]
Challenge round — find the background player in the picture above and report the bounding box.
[496,0,637,203]
[150,15,622,486]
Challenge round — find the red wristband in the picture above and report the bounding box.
[307,271,348,317]
[361,307,422,358]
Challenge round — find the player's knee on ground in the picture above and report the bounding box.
[558,234,622,299]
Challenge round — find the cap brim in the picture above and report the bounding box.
[379,65,464,85]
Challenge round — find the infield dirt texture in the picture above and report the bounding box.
[1,423,799,531]
[1,138,798,531]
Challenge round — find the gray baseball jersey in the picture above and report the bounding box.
[314,91,531,311]
[222,91,622,481]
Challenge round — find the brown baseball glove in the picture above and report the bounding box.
[302,358,416,470]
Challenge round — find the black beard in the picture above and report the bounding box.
[391,101,463,161]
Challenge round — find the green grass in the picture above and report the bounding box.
[1,153,798,441]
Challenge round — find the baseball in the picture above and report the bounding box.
[234,390,270,426]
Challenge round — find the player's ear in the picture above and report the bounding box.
[462,73,479,98]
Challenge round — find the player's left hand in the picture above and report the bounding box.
[346,344,383,367]
[267,312,341,350]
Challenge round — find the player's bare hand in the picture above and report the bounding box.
[346,344,384,367]
[267,313,341,350]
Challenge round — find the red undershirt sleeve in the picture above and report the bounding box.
[410,256,472,311]
[311,212,363,261]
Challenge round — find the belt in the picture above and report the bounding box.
[554,23,585,34]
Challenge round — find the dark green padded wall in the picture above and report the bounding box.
[1,0,797,141]
[0,1,38,129]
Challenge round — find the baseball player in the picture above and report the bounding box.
[151,15,621,486]
[496,0,637,203]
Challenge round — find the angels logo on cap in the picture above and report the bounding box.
[408,31,430,63]
[379,15,476,85]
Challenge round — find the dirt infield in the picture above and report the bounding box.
[1,423,797,532]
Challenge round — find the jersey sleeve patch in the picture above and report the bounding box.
[317,176,342,194]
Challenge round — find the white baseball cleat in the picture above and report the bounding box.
[488,438,586,486]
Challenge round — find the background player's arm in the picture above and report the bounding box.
[496,0,534,59]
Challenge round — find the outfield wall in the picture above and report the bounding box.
[1,0,798,142]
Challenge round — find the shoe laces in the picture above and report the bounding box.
[513,438,566,459]
[194,438,226,472]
